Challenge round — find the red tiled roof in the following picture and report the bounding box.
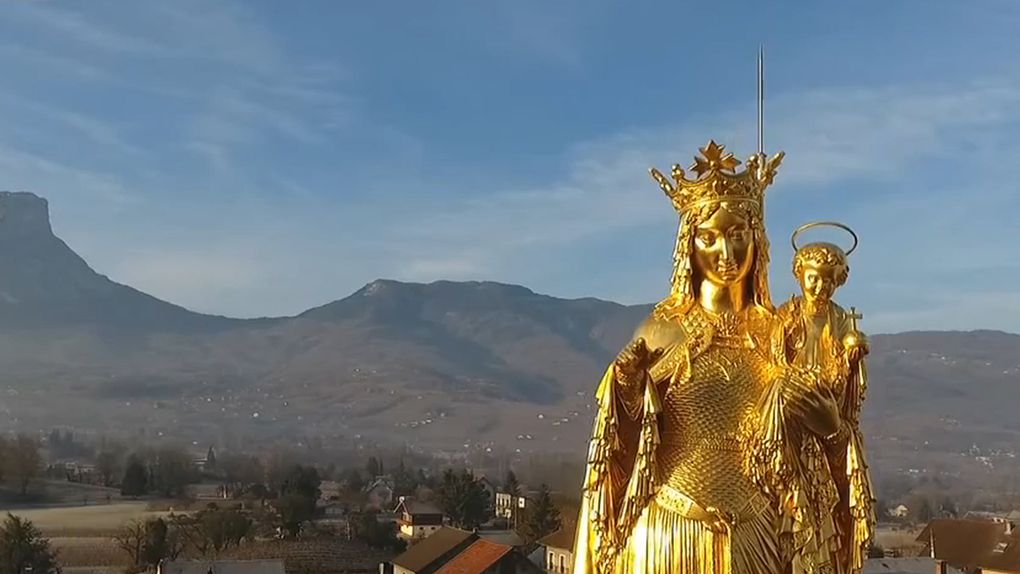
[392,527,477,573]
[433,539,514,574]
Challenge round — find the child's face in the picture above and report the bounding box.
[799,262,840,305]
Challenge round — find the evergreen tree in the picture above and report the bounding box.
[394,460,418,496]
[344,468,365,494]
[0,514,60,574]
[366,457,382,478]
[437,469,492,529]
[518,484,561,543]
[205,446,218,470]
[349,511,407,552]
[274,493,316,538]
[504,470,521,497]
[121,457,149,497]
[280,465,321,500]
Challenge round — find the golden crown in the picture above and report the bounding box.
[650,140,784,215]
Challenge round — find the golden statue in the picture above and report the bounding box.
[571,141,876,574]
[765,224,876,573]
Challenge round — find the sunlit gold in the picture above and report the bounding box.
[573,144,875,574]
[791,221,859,255]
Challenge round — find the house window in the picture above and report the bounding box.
[548,552,554,570]
[559,554,566,573]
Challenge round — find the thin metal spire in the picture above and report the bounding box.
[757,45,765,156]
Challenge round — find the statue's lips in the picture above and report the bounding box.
[716,265,740,280]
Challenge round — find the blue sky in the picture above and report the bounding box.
[1,1,1019,333]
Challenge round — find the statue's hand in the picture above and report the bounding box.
[614,337,664,384]
[843,330,869,365]
[784,374,841,438]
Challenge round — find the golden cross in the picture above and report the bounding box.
[848,307,863,332]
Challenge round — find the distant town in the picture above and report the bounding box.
[2,429,1020,573]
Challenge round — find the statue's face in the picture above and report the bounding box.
[798,262,839,305]
[692,203,755,287]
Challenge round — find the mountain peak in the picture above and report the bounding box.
[0,191,230,330]
[355,279,537,298]
[0,191,53,240]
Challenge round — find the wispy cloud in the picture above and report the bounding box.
[4,3,164,56]
[352,77,1020,332]
[0,1,1016,334]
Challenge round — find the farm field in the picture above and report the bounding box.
[0,500,179,570]
[1,502,172,536]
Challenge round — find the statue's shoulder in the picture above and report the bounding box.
[774,295,801,320]
[633,309,686,352]
[829,301,849,316]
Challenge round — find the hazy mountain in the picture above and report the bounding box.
[0,191,239,331]
[1,191,1019,493]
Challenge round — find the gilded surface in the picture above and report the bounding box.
[572,142,876,574]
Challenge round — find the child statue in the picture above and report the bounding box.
[766,222,876,574]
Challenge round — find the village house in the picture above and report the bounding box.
[889,504,910,518]
[365,475,396,509]
[395,497,446,541]
[861,558,937,574]
[477,530,525,549]
[432,538,543,574]
[386,529,541,574]
[320,480,343,501]
[390,527,479,574]
[916,518,1020,574]
[157,559,285,574]
[495,488,533,521]
[539,524,576,574]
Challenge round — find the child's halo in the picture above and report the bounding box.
[791,221,858,255]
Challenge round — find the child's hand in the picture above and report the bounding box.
[843,331,869,364]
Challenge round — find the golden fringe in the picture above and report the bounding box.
[613,500,780,574]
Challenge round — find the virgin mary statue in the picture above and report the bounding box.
[572,142,848,574]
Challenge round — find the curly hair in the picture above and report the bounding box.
[793,242,849,286]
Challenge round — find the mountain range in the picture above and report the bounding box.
[2,190,1020,493]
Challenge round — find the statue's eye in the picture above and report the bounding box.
[697,232,716,246]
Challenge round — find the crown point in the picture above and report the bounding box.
[654,142,779,215]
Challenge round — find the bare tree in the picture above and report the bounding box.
[114,520,146,568]
[95,451,121,487]
[174,506,252,556]
[151,445,197,497]
[115,518,183,570]
[6,434,41,496]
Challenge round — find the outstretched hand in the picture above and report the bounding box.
[614,337,665,383]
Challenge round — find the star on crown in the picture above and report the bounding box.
[649,141,784,215]
[691,140,740,177]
